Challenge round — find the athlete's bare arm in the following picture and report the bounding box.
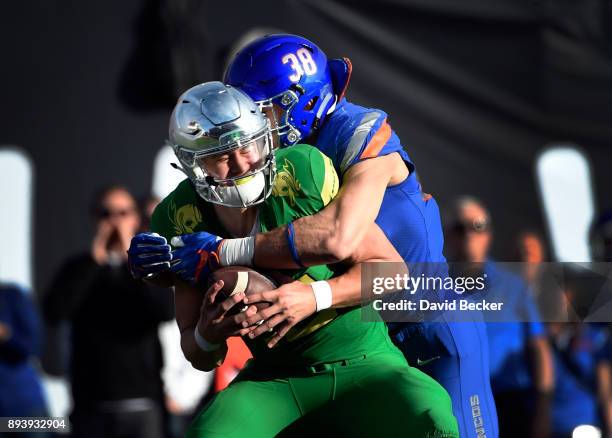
[326,221,407,307]
[174,278,244,371]
[252,152,409,268]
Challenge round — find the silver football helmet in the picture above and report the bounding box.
[169,81,276,208]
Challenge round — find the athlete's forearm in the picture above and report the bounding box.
[174,280,228,371]
[252,206,340,268]
[328,223,407,308]
[237,225,406,345]
[326,263,363,308]
[180,327,228,372]
[252,156,399,268]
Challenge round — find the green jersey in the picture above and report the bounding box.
[151,144,389,365]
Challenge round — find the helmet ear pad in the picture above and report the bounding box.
[329,57,352,102]
[284,80,336,142]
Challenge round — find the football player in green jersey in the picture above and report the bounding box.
[143,81,458,437]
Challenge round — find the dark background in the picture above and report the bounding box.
[1,0,611,293]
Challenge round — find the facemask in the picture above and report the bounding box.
[215,171,266,207]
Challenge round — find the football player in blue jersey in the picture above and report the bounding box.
[129,34,498,438]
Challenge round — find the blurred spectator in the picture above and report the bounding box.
[548,322,611,438]
[445,196,554,438]
[542,210,612,438]
[515,231,547,287]
[43,185,174,438]
[512,231,573,322]
[0,283,47,420]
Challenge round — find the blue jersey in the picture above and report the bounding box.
[317,99,444,263]
[483,262,545,392]
[0,284,47,416]
[317,99,413,176]
[314,99,498,438]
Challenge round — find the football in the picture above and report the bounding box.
[208,266,277,315]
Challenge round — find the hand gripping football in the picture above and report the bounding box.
[208,267,276,315]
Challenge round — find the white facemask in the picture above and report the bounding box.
[215,171,266,207]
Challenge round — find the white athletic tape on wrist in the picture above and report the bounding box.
[311,281,333,312]
[170,236,184,247]
[194,326,221,352]
[220,237,255,267]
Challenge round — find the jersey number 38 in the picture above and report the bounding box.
[282,48,318,82]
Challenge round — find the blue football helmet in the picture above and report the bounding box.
[225,34,350,147]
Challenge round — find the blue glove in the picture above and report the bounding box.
[170,232,223,285]
[128,233,172,279]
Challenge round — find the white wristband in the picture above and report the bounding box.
[311,281,333,312]
[194,326,221,352]
[219,237,255,267]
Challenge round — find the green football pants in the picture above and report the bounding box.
[187,347,458,438]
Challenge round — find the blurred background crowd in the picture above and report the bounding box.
[1,1,611,437]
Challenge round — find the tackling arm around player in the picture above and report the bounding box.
[239,221,399,347]
[176,210,404,370]
[129,75,410,347]
[250,150,408,266]
[130,142,408,348]
[179,222,400,370]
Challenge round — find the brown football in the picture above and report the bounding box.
[208,266,277,316]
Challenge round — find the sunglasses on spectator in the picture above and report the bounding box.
[451,218,490,234]
[96,207,136,219]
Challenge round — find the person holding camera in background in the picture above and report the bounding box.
[44,185,174,438]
